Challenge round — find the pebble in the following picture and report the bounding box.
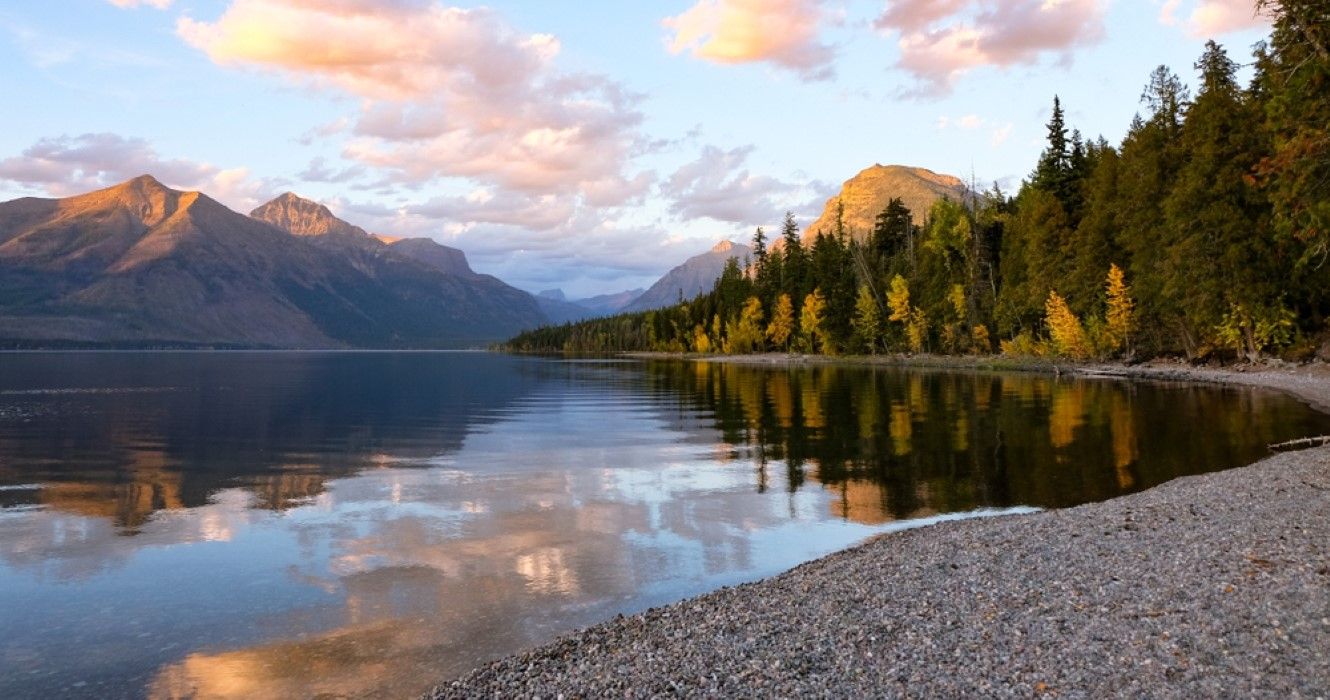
[421,363,1330,699]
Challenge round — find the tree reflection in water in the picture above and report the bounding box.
[0,354,1325,699]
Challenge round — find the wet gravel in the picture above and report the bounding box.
[428,445,1330,698]
[425,361,1330,698]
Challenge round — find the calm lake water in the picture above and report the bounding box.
[1,352,1326,699]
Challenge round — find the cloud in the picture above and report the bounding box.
[1160,0,1269,37]
[107,0,172,8]
[877,0,970,32]
[938,114,984,130]
[408,189,578,232]
[662,145,798,225]
[0,133,279,212]
[991,122,1014,146]
[297,157,365,184]
[875,0,1107,96]
[178,1,649,224]
[663,0,835,80]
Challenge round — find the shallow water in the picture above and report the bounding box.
[0,352,1325,699]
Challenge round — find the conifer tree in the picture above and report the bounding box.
[886,275,912,324]
[1117,66,1190,351]
[766,293,795,350]
[724,297,766,354]
[1104,264,1135,355]
[692,324,712,353]
[1255,0,1330,323]
[1162,40,1279,355]
[799,289,828,354]
[851,285,883,354]
[1045,290,1092,359]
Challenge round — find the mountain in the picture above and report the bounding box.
[250,192,378,248]
[381,237,474,277]
[623,240,751,313]
[802,164,967,242]
[533,287,647,324]
[247,192,546,344]
[534,295,593,324]
[574,288,644,316]
[0,176,545,348]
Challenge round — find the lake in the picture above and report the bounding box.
[1,352,1326,699]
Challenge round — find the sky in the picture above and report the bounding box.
[0,0,1274,297]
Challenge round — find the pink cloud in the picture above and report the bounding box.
[0,133,279,211]
[875,0,1107,96]
[178,0,650,229]
[1160,0,1269,37]
[664,0,835,80]
[409,189,579,232]
[876,0,969,32]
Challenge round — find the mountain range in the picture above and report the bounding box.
[0,164,965,346]
[535,287,644,324]
[0,176,543,348]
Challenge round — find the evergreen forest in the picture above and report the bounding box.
[507,4,1329,363]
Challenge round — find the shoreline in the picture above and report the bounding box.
[625,350,1330,412]
[427,356,1330,698]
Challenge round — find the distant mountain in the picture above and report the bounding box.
[532,287,645,324]
[802,164,967,242]
[623,240,751,313]
[575,288,644,316]
[534,295,593,324]
[0,176,546,348]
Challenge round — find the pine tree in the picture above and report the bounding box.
[1117,66,1189,352]
[751,226,767,264]
[780,212,808,303]
[872,198,913,259]
[1065,143,1122,315]
[1255,1,1330,325]
[1033,96,1073,207]
[1162,40,1279,355]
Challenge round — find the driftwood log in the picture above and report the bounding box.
[1268,435,1330,451]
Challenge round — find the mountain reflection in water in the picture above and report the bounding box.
[1,353,1325,699]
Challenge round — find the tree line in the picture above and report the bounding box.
[507,3,1329,362]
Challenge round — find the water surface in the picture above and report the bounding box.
[1,352,1324,698]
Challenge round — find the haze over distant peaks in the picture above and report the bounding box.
[624,240,751,313]
[803,164,967,241]
[533,286,645,324]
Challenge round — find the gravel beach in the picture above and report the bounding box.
[428,361,1330,698]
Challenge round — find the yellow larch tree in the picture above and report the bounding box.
[1104,263,1134,355]
[1044,290,1092,360]
[766,293,794,350]
[800,288,829,354]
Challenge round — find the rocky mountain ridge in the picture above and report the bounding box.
[0,176,545,348]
